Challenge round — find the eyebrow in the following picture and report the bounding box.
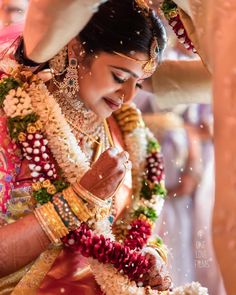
[110,65,139,79]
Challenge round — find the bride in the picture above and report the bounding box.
[0,0,208,294]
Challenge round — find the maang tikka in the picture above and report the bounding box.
[49,39,80,99]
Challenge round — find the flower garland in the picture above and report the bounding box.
[161,0,196,53]
[112,107,166,251]
[0,65,208,294]
[0,66,168,293]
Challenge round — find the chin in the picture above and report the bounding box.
[90,106,112,120]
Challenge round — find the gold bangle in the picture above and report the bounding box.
[147,244,168,264]
[35,202,69,242]
[43,202,69,237]
[63,187,93,222]
[72,182,107,207]
[34,209,60,244]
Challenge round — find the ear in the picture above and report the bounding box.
[69,38,86,64]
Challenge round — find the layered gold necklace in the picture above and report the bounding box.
[49,42,113,163]
[54,92,112,163]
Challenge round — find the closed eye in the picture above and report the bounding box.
[112,72,127,84]
[112,72,143,89]
[136,83,143,89]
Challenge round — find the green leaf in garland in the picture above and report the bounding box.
[7,113,39,141]
[133,206,158,222]
[161,0,178,17]
[147,139,160,153]
[152,183,167,198]
[154,236,164,247]
[33,188,52,205]
[0,77,21,107]
[141,180,167,200]
[141,179,152,200]
[53,180,69,192]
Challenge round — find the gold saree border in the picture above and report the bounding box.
[11,247,62,295]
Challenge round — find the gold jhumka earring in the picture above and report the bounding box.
[49,39,80,99]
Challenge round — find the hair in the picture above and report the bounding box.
[78,0,167,63]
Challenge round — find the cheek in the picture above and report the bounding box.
[89,71,117,96]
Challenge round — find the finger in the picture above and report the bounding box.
[84,150,130,185]
[117,150,130,164]
[90,159,132,199]
[152,275,171,291]
[89,162,130,199]
[80,148,120,188]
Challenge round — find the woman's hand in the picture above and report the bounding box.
[143,249,172,291]
[79,148,131,200]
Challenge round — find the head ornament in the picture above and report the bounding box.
[113,0,159,74]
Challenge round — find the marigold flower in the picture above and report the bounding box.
[27,125,37,134]
[47,185,57,195]
[35,120,43,130]
[18,132,26,142]
[32,182,42,191]
[42,179,51,188]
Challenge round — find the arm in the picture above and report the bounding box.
[151,59,212,109]
[0,214,50,277]
[23,0,106,63]
[0,147,128,278]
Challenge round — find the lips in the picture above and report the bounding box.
[103,97,121,111]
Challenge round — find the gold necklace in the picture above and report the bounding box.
[66,117,114,163]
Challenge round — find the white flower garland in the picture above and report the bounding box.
[29,81,90,182]
[124,127,147,198]
[3,87,33,118]
[171,282,209,295]
[2,67,208,295]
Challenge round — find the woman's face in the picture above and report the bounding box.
[0,0,28,26]
[77,51,153,119]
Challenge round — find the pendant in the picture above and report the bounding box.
[92,138,103,163]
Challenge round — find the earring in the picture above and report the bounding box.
[50,40,80,99]
[57,56,80,99]
[49,46,67,76]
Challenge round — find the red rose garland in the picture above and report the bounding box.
[63,223,151,283]
[161,0,196,53]
[0,70,169,291]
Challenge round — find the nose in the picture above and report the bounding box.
[119,81,137,103]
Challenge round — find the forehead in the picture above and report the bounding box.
[93,51,154,79]
[2,0,28,9]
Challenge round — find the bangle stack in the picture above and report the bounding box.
[72,182,110,221]
[34,183,110,244]
[62,186,93,222]
[72,182,108,207]
[34,202,69,244]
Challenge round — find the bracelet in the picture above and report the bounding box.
[34,207,60,244]
[52,194,81,231]
[34,202,69,243]
[72,182,108,208]
[62,186,93,222]
[147,244,168,264]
